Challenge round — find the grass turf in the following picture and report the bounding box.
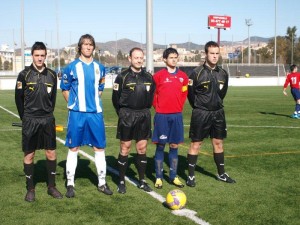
[0,86,299,225]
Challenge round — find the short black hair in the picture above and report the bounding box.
[290,64,297,72]
[163,47,178,59]
[31,42,47,55]
[129,47,144,57]
[204,41,219,54]
[77,34,95,55]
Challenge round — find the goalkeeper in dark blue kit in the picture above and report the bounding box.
[186,41,236,187]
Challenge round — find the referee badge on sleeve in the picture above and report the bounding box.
[113,83,119,91]
[17,81,22,89]
[188,79,193,86]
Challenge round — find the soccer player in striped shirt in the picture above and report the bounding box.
[60,34,112,197]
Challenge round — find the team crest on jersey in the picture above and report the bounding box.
[146,85,150,91]
[179,77,184,83]
[188,79,193,86]
[99,77,105,84]
[96,68,100,75]
[17,81,22,89]
[113,83,119,91]
[219,84,224,90]
[47,86,52,93]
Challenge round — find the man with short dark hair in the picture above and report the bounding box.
[15,41,63,202]
[187,41,235,187]
[152,47,189,189]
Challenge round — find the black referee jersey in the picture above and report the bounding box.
[187,64,228,111]
[112,67,155,114]
[15,64,57,119]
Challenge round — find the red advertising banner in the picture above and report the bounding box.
[208,15,231,29]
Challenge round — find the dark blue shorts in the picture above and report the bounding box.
[152,113,184,144]
[291,88,300,101]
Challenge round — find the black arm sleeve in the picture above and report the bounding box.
[15,73,25,120]
[187,71,196,108]
[51,74,58,110]
[219,69,229,100]
[112,75,123,115]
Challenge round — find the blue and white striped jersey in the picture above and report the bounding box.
[60,58,105,113]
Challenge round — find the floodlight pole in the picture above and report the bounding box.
[245,19,253,65]
[55,0,60,73]
[20,0,25,69]
[146,0,153,73]
[217,28,220,46]
[274,0,277,65]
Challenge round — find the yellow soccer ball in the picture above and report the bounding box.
[166,189,187,210]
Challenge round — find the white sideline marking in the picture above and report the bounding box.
[0,106,20,118]
[55,137,210,225]
[1,105,210,225]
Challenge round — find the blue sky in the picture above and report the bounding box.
[0,0,299,49]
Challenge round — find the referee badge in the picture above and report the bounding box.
[188,79,193,86]
[219,84,224,90]
[113,83,119,91]
[17,81,22,89]
[47,86,52,93]
[146,85,150,91]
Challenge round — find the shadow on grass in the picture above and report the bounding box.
[58,157,98,187]
[259,111,292,118]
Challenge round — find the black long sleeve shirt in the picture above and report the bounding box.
[112,67,155,114]
[15,64,57,119]
[187,63,228,111]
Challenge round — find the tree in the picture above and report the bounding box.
[286,26,297,64]
[117,50,125,61]
[3,61,10,70]
[268,36,288,64]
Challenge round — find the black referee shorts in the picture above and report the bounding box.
[189,108,227,141]
[22,116,56,152]
[117,108,151,141]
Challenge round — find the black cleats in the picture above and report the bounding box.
[48,187,63,199]
[65,185,75,198]
[98,183,113,195]
[217,173,236,183]
[25,189,35,202]
[186,176,196,187]
[117,181,126,194]
[138,180,152,192]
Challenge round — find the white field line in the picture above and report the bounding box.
[1,105,210,225]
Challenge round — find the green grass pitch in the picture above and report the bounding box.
[0,86,299,225]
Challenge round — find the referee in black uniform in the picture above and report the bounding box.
[186,41,236,187]
[112,47,155,194]
[15,42,63,202]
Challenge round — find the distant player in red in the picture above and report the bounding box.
[152,47,188,189]
[283,64,300,118]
